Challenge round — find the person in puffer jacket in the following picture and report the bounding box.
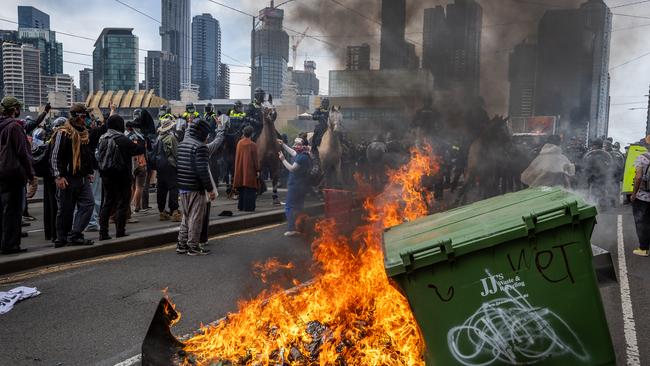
[176,119,216,256]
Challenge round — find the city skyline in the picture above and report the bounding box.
[0,0,649,145]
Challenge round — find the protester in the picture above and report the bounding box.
[39,117,67,243]
[199,120,226,247]
[0,97,34,254]
[521,135,575,188]
[50,103,95,247]
[278,138,312,237]
[153,118,181,222]
[97,115,145,240]
[126,120,147,216]
[631,151,650,257]
[86,107,109,232]
[234,126,259,212]
[176,119,216,256]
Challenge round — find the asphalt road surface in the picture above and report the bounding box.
[0,206,648,366]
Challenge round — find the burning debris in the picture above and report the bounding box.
[142,147,439,366]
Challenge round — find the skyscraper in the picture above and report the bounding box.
[93,28,139,92]
[534,0,612,139]
[218,63,230,99]
[161,0,191,87]
[422,0,482,96]
[42,73,74,107]
[17,6,63,77]
[0,30,18,97]
[79,68,93,102]
[252,4,289,99]
[145,50,180,100]
[508,40,537,118]
[347,44,371,71]
[17,6,49,29]
[2,42,42,107]
[191,13,221,100]
[291,60,319,96]
[379,0,406,70]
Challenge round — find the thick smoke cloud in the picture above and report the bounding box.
[290,0,587,114]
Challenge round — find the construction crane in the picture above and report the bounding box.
[291,26,310,70]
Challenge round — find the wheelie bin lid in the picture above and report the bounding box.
[382,187,597,276]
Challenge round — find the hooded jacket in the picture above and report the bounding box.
[521,144,575,188]
[0,116,33,185]
[100,115,145,181]
[177,120,213,192]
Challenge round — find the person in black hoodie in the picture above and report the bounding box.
[176,119,216,256]
[98,115,145,240]
[0,97,34,254]
[50,103,95,247]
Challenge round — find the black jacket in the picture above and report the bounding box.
[50,125,95,179]
[177,122,213,192]
[100,131,145,181]
[0,116,33,185]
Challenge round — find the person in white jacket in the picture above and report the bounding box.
[521,136,575,189]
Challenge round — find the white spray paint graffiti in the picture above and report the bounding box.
[447,271,589,366]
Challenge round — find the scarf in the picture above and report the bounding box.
[58,120,89,174]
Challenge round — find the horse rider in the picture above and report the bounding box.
[159,105,173,121]
[228,100,247,137]
[245,88,266,142]
[411,96,440,140]
[203,103,218,142]
[311,97,330,154]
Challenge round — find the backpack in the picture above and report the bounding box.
[642,153,650,191]
[97,134,125,174]
[32,144,51,178]
[150,137,171,171]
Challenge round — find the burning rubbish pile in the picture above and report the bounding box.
[148,147,439,366]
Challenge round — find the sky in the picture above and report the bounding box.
[0,0,649,146]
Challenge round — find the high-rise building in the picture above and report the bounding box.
[17,6,63,77]
[422,0,482,96]
[161,0,191,87]
[145,50,179,100]
[508,40,537,118]
[42,73,74,107]
[17,6,49,29]
[346,44,371,71]
[93,28,139,92]
[79,68,93,102]
[191,14,221,100]
[218,63,230,99]
[252,4,290,99]
[534,0,612,139]
[18,28,63,77]
[2,42,42,107]
[291,60,319,96]
[379,0,406,69]
[0,30,18,97]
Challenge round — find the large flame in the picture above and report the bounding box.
[180,146,439,365]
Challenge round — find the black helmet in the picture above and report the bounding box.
[205,103,214,114]
[186,103,195,112]
[234,100,243,108]
[321,98,330,110]
[254,88,265,103]
[133,109,142,121]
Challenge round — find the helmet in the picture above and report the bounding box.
[320,98,330,110]
[234,100,243,110]
[133,109,142,121]
[186,103,195,113]
[159,105,168,117]
[254,88,265,103]
[52,117,67,128]
[205,103,214,114]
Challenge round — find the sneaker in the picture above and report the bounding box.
[171,210,182,222]
[176,244,189,254]
[99,233,112,241]
[54,240,67,248]
[633,248,649,257]
[68,238,94,246]
[284,231,301,237]
[127,218,139,224]
[187,246,211,256]
[85,225,99,232]
[22,215,36,221]
[159,212,171,221]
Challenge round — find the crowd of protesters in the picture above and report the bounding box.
[0,93,321,256]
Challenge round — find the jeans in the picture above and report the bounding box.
[88,170,102,228]
[156,168,178,213]
[43,176,57,241]
[0,183,24,252]
[633,199,650,250]
[55,177,94,242]
[285,187,306,232]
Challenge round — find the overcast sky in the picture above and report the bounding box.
[0,0,649,145]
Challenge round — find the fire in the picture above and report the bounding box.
[254,258,295,284]
[180,146,439,365]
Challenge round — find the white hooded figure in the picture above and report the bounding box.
[521,143,576,188]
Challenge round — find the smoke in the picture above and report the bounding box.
[289,0,587,114]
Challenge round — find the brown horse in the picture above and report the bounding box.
[256,106,282,205]
[318,106,344,188]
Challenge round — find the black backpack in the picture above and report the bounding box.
[151,138,171,171]
[32,144,51,178]
[97,134,125,174]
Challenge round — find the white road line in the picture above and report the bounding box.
[617,214,641,366]
[113,354,140,366]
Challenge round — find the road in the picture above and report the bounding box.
[0,205,648,365]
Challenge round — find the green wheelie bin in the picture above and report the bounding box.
[382,187,615,366]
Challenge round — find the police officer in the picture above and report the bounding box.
[228,101,247,135]
[311,98,330,154]
[203,103,218,141]
[158,105,173,121]
[245,88,266,141]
